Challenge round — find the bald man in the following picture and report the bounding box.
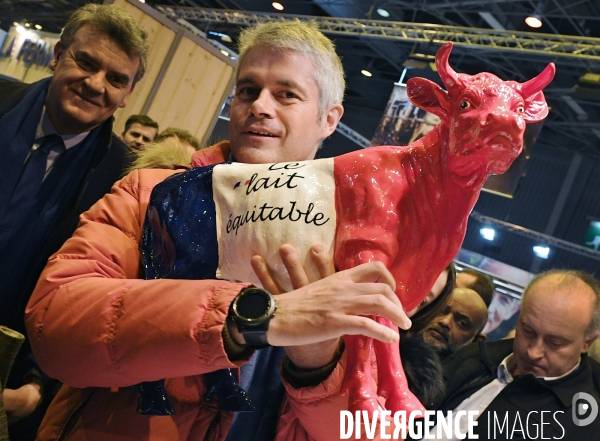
[421,287,488,358]
[429,270,600,439]
[456,268,494,307]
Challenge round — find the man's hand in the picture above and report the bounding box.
[3,380,43,424]
[252,244,340,368]
[248,244,410,369]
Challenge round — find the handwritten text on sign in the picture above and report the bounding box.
[213,159,336,292]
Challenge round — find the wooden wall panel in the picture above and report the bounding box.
[0,0,235,145]
[111,0,177,133]
[146,33,235,145]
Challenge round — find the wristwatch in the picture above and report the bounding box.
[229,287,276,348]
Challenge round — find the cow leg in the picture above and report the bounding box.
[373,317,425,414]
[341,334,383,414]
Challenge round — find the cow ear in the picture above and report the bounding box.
[407,77,450,122]
[522,91,549,123]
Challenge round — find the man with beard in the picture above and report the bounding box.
[421,287,488,358]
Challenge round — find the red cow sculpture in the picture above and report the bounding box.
[334,42,554,414]
[142,41,555,419]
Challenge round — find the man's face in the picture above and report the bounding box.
[513,276,597,378]
[46,25,139,135]
[121,123,157,151]
[229,46,343,164]
[421,288,488,357]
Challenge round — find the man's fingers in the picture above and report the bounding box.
[279,244,310,289]
[338,261,397,292]
[310,244,335,279]
[344,316,400,343]
[250,255,282,294]
[342,292,411,330]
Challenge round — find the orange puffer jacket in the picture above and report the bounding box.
[25,142,358,441]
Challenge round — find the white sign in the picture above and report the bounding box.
[213,159,336,292]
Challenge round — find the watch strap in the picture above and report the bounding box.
[238,326,270,349]
[229,287,276,349]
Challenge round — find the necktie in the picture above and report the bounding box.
[9,134,64,208]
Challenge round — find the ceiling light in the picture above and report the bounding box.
[13,22,19,27]
[16,25,25,33]
[525,14,542,28]
[376,8,389,18]
[221,34,232,43]
[25,23,30,27]
[272,2,284,11]
[138,0,146,3]
[361,69,372,77]
[532,245,550,259]
[480,227,495,241]
[35,24,42,30]
[220,49,229,57]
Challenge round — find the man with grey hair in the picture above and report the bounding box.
[424,269,600,439]
[26,20,409,441]
[0,4,148,439]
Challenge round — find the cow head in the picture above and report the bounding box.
[407,42,555,182]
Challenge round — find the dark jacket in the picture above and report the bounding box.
[0,79,133,337]
[434,338,600,441]
[0,78,133,440]
[400,332,445,409]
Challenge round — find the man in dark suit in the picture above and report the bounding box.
[428,269,600,440]
[0,4,149,438]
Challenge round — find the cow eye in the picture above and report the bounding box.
[460,100,470,110]
[517,106,525,114]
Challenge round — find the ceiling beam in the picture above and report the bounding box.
[156,5,600,60]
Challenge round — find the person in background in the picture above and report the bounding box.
[120,114,158,151]
[420,287,489,358]
[0,4,148,440]
[427,269,600,439]
[25,20,410,441]
[155,126,202,155]
[407,263,456,332]
[401,263,457,408]
[456,267,495,307]
[126,128,202,172]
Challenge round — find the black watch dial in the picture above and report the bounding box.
[232,288,276,325]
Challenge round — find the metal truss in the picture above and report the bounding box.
[335,122,370,147]
[156,6,600,61]
[470,211,600,261]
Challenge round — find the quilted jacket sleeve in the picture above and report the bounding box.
[278,353,395,441]
[25,169,251,388]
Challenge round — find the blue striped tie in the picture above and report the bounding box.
[10,134,64,208]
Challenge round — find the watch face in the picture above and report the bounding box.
[233,288,275,324]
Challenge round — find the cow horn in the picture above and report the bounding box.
[436,42,462,92]
[520,63,556,98]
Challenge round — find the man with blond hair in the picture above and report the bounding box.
[0,4,148,439]
[26,21,409,441]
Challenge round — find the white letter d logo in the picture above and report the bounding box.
[572,392,598,427]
